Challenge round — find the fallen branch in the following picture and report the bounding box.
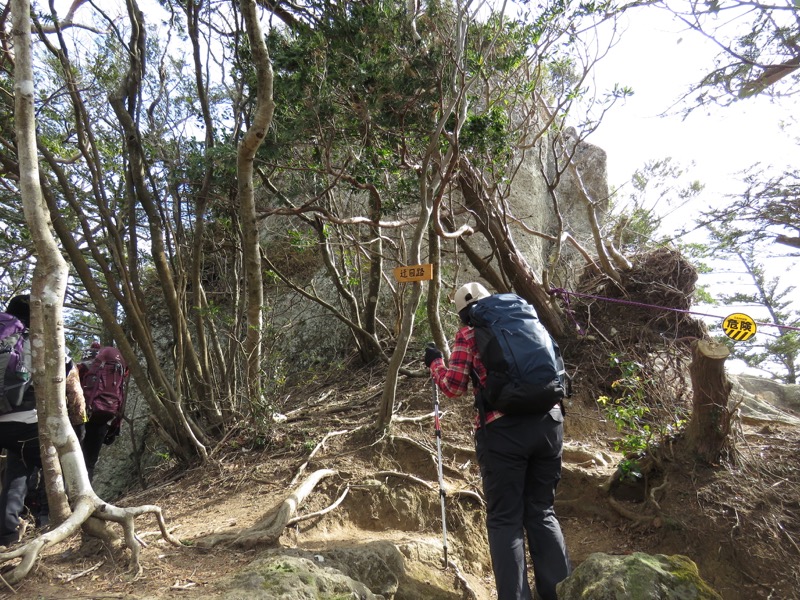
[393,411,440,423]
[60,560,104,583]
[170,580,198,590]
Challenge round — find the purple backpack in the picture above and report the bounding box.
[78,346,129,419]
[0,312,33,414]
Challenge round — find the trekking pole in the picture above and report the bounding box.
[431,379,449,568]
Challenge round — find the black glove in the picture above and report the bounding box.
[104,417,122,445]
[424,343,442,367]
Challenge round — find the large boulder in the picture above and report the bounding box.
[208,542,483,600]
[729,373,800,425]
[211,554,383,600]
[557,552,722,600]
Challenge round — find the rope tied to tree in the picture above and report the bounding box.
[548,288,800,333]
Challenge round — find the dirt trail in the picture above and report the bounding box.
[4,372,799,600]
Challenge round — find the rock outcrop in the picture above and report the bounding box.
[557,552,722,600]
[729,373,800,426]
[209,542,481,600]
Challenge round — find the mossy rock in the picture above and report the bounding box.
[213,554,382,599]
[557,552,722,600]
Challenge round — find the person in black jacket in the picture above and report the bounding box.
[425,283,571,600]
[0,295,41,545]
[0,295,87,542]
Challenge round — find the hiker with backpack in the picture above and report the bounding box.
[78,342,129,482]
[424,282,572,600]
[0,294,88,541]
[0,294,40,546]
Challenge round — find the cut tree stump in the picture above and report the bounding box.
[686,339,733,464]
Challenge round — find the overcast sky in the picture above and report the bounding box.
[590,9,797,205]
[586,10,798,375]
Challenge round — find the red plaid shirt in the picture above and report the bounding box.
[429,325,503,428]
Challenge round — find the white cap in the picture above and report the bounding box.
[454,282,491,313]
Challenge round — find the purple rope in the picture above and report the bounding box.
[554,287,586,336]
[548,288,800,334]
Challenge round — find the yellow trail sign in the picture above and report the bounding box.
[722,313,757,341]
[393,264,433,282]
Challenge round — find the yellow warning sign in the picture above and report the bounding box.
[722,313,757,341]
[393,264,433,282]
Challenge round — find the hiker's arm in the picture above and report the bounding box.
[65,364,87,425]
[430,328,474,398]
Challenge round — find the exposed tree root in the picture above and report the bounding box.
[194,439,487,552]
[290,429,350,486]
[563,444,613,467]
[447,557,480,600]
[375,470,483,505]
[286,486,350,526]
[387,434,473,478]
[376,469,437,491]
[606,496,659,528]
[0,492,181,585]
[196,468,338,549]
[597,453,668,528]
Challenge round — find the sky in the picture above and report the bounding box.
[586,9,799,376]
[590,9,797,202]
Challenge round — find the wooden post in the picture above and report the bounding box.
[686,339,733,464]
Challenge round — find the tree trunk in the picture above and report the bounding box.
[107,0,209,460]
[239,0,275,406]
[686,339,733,464]
[12,0,75,526]
[427,227,449,361]
[376,174,433,430]
[4,3,184,584]
[458,157,565,337]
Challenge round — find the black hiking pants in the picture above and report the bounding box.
[82,413,111,482]
[474,406,571,600]
[0,421,42,546]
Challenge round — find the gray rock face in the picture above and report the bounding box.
[729,373,800,425]
[273,134,612,372]
[556,552,722,600]
[90,376,162,500]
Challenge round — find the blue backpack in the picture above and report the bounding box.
[0,312,34,414]
[469,293,567,415]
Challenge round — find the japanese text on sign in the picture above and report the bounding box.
[722,313,757,342]
[393,264,433,282]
